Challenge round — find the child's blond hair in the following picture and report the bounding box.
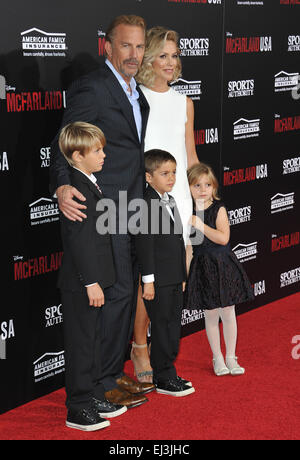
[59,122,106,166]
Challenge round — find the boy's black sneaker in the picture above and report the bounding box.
[66,406,110,431]
[155,378,195,397]
[93,398,127,418]
[176,376,193,387]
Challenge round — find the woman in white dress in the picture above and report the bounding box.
[131,27,199,382]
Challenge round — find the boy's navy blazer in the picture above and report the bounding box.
[135,185,186,288]
[58,168,115,292]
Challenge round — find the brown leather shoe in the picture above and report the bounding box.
[116,375,155,395]
[104,387,148,409]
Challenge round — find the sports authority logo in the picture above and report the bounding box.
[33,351,65,383]
[233,117,260,140]
[14,252,63,280]
[40,147,51,168]
[274,71,299,92]
[21,28,67,57]
[283,156,300,174]
[179,37,209,57]
[270,193,295,214]
[280,266,300,288]
[272,232,299,252]
[228,79,255,98]
[29,197,59,226]
[288,35,300,52]
[194,128,219,145]
[274,114,300,133]
[45,304,63,328]
[171,78,202,100]
[181,308,205,327]
[223,164,268,186]
[232,242,258,263]
[226,33,272,54]
[228,205,252,226]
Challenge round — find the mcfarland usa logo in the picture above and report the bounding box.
[270,192,295,214]
[233,117,260,140]
[274,71,299,92]
[194,127,219,145]
[179,37,209,57]
[226,33,272,54]
[232,241,258,263]
[13,252,63,280]
[274,114,300,133]
[223,164,268,186]
[21,28,67,57]
[272,231,299,252]
[0,152,9,172]
[29,197,59,226]
[98,30,106,56]
[280,0,300,5]
[171,78,202,100]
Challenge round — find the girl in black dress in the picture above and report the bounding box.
[185,163,254,376]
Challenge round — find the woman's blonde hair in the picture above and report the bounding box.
[136,26,182,88]
[187,162,220,201]
[59,122,106,166]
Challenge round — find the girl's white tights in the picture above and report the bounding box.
[204,306,237,364]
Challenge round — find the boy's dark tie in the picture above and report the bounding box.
[95,182,102,194]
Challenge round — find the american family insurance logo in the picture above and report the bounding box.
[236,1,264,5]
[21,28,67,57]
[33,351,65,383]
[232,241,258,263]
[233,117,260,140]
[29,197,59,226]
[274,71,299,92]
[270,192,295,214]
[171,78,202,100]
[226,33,272,53]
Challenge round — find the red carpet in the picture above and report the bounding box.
[0,293,299,440]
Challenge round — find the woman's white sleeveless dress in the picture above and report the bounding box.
[140,85,193,245]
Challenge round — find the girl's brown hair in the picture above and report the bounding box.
[187,162,220,201]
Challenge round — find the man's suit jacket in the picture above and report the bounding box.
[135,185,187,288]
[58,168,115,292]
[50,64,149,203]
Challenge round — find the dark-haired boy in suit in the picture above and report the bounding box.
[58,122,128,431]
[135,149,195,397]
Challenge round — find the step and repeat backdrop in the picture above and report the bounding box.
[0,0,299,414]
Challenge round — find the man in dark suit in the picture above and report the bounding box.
[50,15,154,408]
[135,150,195,397]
